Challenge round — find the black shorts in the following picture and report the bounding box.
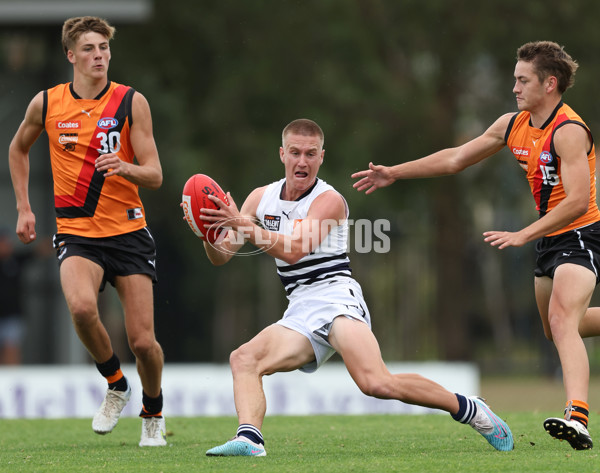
[53,227,157,291]
[534,221,600,284]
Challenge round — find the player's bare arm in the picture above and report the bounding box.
[95,91,162,189]
[203,189,346,265]
[201,186,265,266]
[484,123,592,249]
[8,91,45,244]
[352,113,513,194]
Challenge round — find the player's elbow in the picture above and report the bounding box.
[446,156,470,175]
[203,242,231,266]
[8,139,27,164]
[568,197,589,221]
[277,248,307,265]
[205,251,230,266]
[147,171,163,190]
[139,163,162,190]
[206,255,225,266]
[446,146,480,175]
[446,162,465,175]
[275,238,317,264]
[150,179,162,190]
[278,255,299,265]
[575,200,589,218]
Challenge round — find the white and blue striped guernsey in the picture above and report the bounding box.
[255,178,352,295]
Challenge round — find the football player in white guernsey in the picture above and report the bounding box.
[200,119,513,456]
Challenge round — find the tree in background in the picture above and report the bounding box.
[89,0,600,371]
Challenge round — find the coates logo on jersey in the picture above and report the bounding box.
[511,147,530,157]
[539,151,553,164]
[56,120,81,130]
[97,117,118,130]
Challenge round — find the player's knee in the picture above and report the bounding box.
[355,376,394,399]
[230,344,259,374]
[547,312,567,341]
[68,299,98,328]
[129,335,160,360]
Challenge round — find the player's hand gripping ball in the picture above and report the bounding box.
[181,174,229,243]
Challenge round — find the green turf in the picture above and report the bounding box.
[1,413,598,472]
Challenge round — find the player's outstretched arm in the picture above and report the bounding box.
[351,114,513,194]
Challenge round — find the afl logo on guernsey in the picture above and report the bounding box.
[97,117,118,130]
[539,151,553,164]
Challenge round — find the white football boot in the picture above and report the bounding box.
[92,386,132,434]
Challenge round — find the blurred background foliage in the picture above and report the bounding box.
[3,0,600,374]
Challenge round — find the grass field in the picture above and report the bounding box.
[2,412,600,473]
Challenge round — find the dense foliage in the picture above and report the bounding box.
[5,0,600,369]
[103,0,600,368]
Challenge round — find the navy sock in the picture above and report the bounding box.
[451,394,477,424]
[237,424,264,445]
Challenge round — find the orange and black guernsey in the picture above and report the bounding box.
[43,81,146,238]
[505,101,600,237]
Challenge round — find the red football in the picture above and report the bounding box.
[181,174,229,243]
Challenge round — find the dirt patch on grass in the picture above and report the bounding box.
[481,376,600,414]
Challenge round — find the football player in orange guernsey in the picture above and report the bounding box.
[353,41,599,450]
[8,16,166,447]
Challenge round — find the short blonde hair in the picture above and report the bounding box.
[282,119,324,147]
[62,16,115,55]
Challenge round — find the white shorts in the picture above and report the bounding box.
[276,277,371,373]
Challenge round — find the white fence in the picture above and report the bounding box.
[0,362,478,418]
